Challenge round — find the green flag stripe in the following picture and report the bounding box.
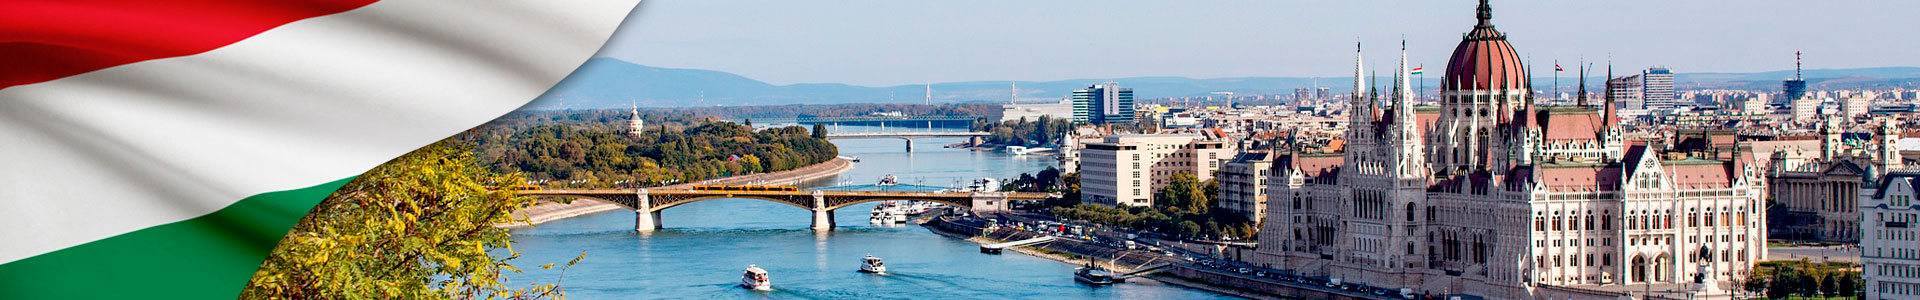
[0,177,354,299]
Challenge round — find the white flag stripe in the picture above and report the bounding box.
[0,0,641,263]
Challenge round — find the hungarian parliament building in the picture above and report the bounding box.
[1251,1,1765,298]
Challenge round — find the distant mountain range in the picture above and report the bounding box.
[528,58,1920,110]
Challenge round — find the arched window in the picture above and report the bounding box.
[1586,211,1596,230]
[1602,212,1612,230]
[1407,202,1417,222]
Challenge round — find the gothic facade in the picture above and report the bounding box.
[1250,2,1766,299]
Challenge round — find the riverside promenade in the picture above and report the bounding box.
[503,158,854,227]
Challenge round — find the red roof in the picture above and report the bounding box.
[1442,1,1528,92]
[1294,154,1346,179]
[1666,163,1734,189]
[1536,165,1623,193]
[1541,110,1603,141]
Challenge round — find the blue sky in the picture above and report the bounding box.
[597,0,1920,87]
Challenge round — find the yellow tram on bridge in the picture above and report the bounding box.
[690,185,800,192]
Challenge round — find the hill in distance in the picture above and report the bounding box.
[526,58,1920,110]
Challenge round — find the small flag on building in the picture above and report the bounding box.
[1555,63,1564,71]
[1410,67,1424,75]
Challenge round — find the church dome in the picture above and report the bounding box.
[1443,0,1528,92]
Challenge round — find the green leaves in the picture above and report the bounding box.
[471,116,834,188]
[242,141,569,300]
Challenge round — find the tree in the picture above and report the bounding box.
[1765,270,1791,299]
[1739,271,1767,298]
[1821,273,1839,297]
[1155,173,1209,214]
[242,141,575,299]
[812,123,828,138]
[1178,220,1203,237]
[743,118,753,127]
[1841,272,1861,298]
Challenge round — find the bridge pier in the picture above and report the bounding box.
[634,189,659,232]
[903,137,913,152]
[810,191,834,231]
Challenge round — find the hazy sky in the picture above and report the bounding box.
[597,0,1920,87]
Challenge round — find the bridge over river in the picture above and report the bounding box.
[824,131,989,152]
[522,186,1049,232]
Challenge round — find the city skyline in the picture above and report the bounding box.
[602,0,1920,86]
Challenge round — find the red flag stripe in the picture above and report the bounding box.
[0,0,379,90]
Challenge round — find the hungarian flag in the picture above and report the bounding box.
[1556,63,1564,71]
[1410,67,1424,75]
[0,0,640,299]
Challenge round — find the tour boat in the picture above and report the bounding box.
[869,210,906,224]
[740,265,771,291]
[869,208,906,224]
[1073,261,1115,285]
[902,201,934,215]
[858,255,887,274]
[877,174,899,186]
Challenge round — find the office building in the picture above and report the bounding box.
[1643,67,1675,110]
[1794,96,1821,124]
[1081,134,1233,207]
[1608,74,1645,110]
[1073,82,1136,125]
[1846,97,1873,118]
[1219,151,1276,222]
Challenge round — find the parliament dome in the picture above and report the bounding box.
[1443,0,1529,92]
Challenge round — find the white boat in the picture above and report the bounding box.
[859,255,887,274]
[877,174,899,186]
[870,210,906,224]
[740,265,771,291]
[869,206,906,224]
[1005,146,1055,156]
[900,201,933,215]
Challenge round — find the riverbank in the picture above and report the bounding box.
[923,217,1280,299]
[503,157,854,227]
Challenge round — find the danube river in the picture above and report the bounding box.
[507,133,1241,299]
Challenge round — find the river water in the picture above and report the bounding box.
[508,130,1240,299]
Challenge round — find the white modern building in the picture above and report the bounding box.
[1080,134,1234,207]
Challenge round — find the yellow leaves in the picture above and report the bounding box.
[241,140,579,300]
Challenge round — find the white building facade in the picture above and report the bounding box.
[1081,134,1233,207]
[1866,172,1920,299]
